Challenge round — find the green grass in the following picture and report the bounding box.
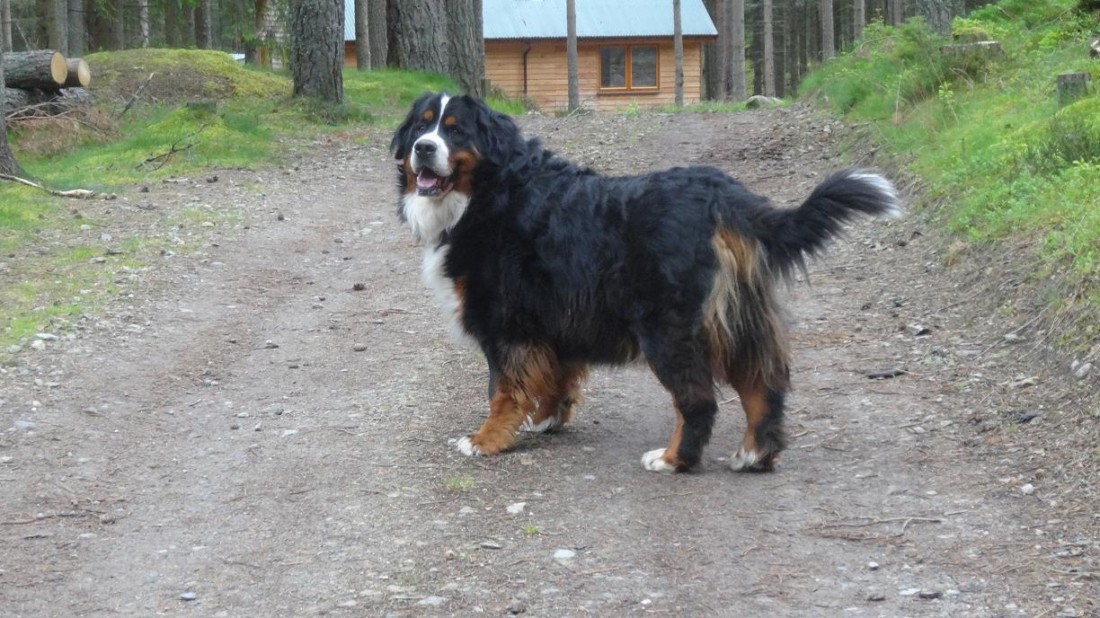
[801,0,1100,305]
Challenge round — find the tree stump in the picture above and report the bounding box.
[1056,72,1091,107]
[2,50,68,90]
[64,58,92,88]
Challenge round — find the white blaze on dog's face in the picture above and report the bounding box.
[410,94,453,198]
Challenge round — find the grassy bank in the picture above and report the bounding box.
[801,0,1100,348]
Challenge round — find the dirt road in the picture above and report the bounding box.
[1,106,1096,617]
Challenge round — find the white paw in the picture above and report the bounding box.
[453,436,481,457]
[729,447,759,471]
[519,416,557,433]
[641,448,676,473]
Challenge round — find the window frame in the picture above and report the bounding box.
[598,44,660,93]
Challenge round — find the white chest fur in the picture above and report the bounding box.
[401,191,470,245]
[421,244,476,347]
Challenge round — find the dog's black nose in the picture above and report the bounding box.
[414,141,437,157]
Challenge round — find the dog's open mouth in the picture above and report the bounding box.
[416,168,454,197]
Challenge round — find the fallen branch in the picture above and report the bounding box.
[116,71,155,120]
[136,123,208,171]
[0,173,97,199]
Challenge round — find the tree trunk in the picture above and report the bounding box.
[915,0,956,35]
[138,0,150,47]
[763,0,775,96]
[245,0,268,64]
[368,0,387,68]
[388,0,447,74]
[566,0,579,110]
[165,0,182,47]
[0,50,24,177]
[110,0,125,49]
[354,0,369,70]
[52,0,68,53]
[888,0,902,25]
[1,0,12,52]
[787,0,800,92]
[702,0,722,100]
[820,0,834,60]
[446,0,484,97]
[774,0,785,98]
[195,0,213,49]
[750,0,762,95]
[729,0,745,100]
[289,0,344,102]
[673,0,683,106]
[3,50,68,89]
[853,0,864,41]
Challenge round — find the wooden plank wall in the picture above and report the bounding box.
[485,38,706,112]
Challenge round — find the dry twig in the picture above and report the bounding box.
[0,173,97,199]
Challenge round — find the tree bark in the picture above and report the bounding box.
[388,0,447,74]
[3,85,92,116]
[0,50,24,177]
[566,0,579,110]
[368,0,387,68]
[728,0,745,100]
[888,0,903,26]
[853,0,864,41]
[674,0,684,106]
[702,0,723,100]
[3,50,68,89]
[446,0,484,96]
[820,0,834,60]
[355,0,370,70]
[915,0,956,35]
[138,0,150,47]
[763,0,775,96]
[1,0,12,53]
[774,0,785,97]
[165,0,183,47]
[245,0,269,64]
[195,0,213,49]
[289,0,344,102]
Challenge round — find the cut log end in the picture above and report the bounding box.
[50,51,68,86]
[65,58,92,88]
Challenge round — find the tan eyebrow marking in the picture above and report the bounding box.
[422,109,434,122]
[443,115,457,127]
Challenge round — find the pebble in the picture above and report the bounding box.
[30,340,46,351]
[899,588,921,596]
[417,596,446,607]
[1073,362,1092,379]
[353,343,368,352]
[458,506,476,516]
[506,502,526,515]
[180,591,197,601]
[553,549,576,560]
[867,561,880,571]
[867,592,886,602]
[1020,483,1036,495]
[480,540,503,550]
[14,420,36,431]
[507,599,527,614]
[35,333,59,341]
[918,589,943,600]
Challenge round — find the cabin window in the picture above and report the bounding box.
[599,45,659,91]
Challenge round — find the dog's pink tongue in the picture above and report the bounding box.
[417,169,441,190]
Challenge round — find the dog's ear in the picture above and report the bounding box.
[466,96,523,167]
[390,92,435,160]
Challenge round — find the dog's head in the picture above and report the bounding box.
[390,92,522,201]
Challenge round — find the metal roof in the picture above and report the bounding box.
[484,0,717,39]
[345,0,717,42]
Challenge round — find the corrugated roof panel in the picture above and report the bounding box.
[344,0,717,42]
[483,0,717,39]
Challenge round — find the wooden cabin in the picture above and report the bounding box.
[342,0,717,112]
[483,0,717,111]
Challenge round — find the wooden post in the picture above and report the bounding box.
[1056,72,1091,107]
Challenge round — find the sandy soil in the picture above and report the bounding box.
[1,105,1096,617]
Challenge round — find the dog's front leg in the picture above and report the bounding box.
[455,382,531,456]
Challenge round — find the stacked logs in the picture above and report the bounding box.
[2,50,92,118]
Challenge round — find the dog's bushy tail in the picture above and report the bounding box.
[758,168,901,279]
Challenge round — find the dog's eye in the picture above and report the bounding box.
[447,125,465,137]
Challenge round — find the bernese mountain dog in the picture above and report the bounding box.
[391,92,900,474]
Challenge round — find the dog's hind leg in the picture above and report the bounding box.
[521,362,587,433]
[457,344,558,456]
[638,331,717,473]
[726,369,787,471]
